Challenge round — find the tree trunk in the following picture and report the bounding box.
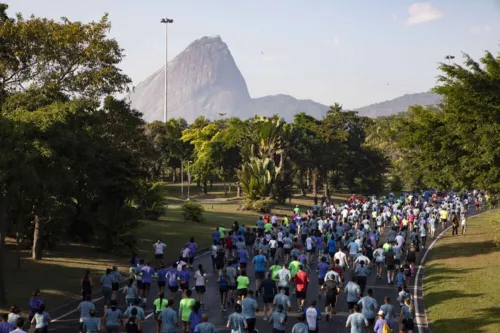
[203,181,208,194]
[209,179,213,190]
[299,169,306,196]
[0,197,7,306]
[172,168,176,182]
[223,180,227,196]
[16,216,22,270]
[306,169,311,189]
[324,181,330,199]
[32,215,43,260]
[237,184,241,198]
[228,181,232,193]
[312,171,318,197]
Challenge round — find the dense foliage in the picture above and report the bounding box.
[366,51,500,194]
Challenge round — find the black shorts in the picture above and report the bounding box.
[158,281,166,288]
[263,295,274,303]
[180,282,189,290]
[247,318,256,332]
[169,286,179,293]
[386,264,395,271]
[219,286,229,293]
[240,262,247,269]
[228,285,236,290]
[318,278,325,285]
[407,258,416,264]
[296,290,306,299]
[325,293,337,307]
[136,281,142,289]
[329,251,335,257]
[237,288,248,297]
[395,259,401,265]
[403,318,415,330]
[195,286,206,293]
[367,318,375,326]
[347,301,357,310]
[278,242,284,248]
[216,263,224,270]
[142,282,151,290]
[112,282,119,291]
[255,271,265,280]
[155,253,164,259]
[284,248,291,255]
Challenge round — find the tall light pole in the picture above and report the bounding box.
[445,55,455,65]
[180,162,184,198]
[160,17,173,123]
[187,161,192,201]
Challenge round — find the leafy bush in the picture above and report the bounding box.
[139,181,168,220]
[242,198,277,213]
[182,201,205,223]
[92,204,141,256]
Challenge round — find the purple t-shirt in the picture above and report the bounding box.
[141,266,155,283]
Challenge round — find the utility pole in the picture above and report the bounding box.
[187,161,192,201]
[445,55,455,65]
[181,162,184,198]
[160,17,174,122]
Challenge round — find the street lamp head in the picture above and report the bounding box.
[160,18,174,23]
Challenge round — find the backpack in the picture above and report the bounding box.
[382,320,393,333]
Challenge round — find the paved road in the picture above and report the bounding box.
[49,206,481,333]
[49,219,430,333]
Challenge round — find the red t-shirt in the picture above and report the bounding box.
[295,271,309,291]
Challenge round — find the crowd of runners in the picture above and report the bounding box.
[1,190,492,333]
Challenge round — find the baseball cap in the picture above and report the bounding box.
[378,310,384,316]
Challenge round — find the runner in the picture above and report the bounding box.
[82,309,101,333]
[294,264,310,312]
[153,239,167,260]
[226,304,247,333]
[236,270,250,302]
[124,308,141,333]
[77,295,95,333]
[268,304,286,333]
[179,290,195,333]
[188,302,203,333]
[241,290,258,332]
[357,288,378,328]
[304,300,321,333]
[102,300,122,333]
[345,304,368,332]
[322,273,340,320]
[194,265,207,306]
[156,264,168,294]
[217,268,230,312]
[153,293,168,333]
[292,314,309,333]
[193,314,216,333]
[166,263,180,300]
[158,300,177,333]
[252,249,267,294]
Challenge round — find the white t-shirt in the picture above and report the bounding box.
[334,251,347,266]
[306,237,313,250]
[182,247,190,258]
[195,270,206,286]
[269,239,278,249]
[153,242,166,255]
[305,307,319,330]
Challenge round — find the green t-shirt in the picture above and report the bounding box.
[269,265,281,281]
[383,243,392,252]
[293,207,300,214]
[264,223,273,232]
[179,298,195,322]
[236,275,250,290]
[153,298,168,312]
[289,261,300,278]
[219,227,226,238]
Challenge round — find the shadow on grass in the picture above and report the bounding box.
[430,239,500,261]
[431,307,500,333]
[424,264,470,285]
[425,289,484,308]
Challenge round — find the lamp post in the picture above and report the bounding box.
[180,161,184,198]
[187,161,192,201]
[445,55,455,65]
[160,17,173,123]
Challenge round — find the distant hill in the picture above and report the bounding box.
[128,35,441,122]
[355,92,442,117]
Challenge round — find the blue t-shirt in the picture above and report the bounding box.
[317,262,329,279]
[141,266,155,283]
[179,270,191,283]
[328,239,337,253]
[104,309,122,327]
[194,322,217,333]
[157,268,167,282]
[239,249,249,264]
[252,254,266,272]
[395,273,405,287]
[166,269,179,287]
[241,297,258,319]
[346,313,368,333]
[82,317,101,333]
[272,312,286,330]
[100,274,113,288]
[160,308,177,333]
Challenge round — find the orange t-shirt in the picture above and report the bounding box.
[295,271,310,291]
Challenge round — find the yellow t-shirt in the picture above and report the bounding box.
[179,298,195,321]
[440,210,449,220]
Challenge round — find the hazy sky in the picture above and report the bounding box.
[4,0,500,108]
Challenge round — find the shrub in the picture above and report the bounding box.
[182,201,205,223]
[242,198,277,213]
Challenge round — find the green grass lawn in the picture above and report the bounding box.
[424,209,500,333]
[2,183,352,312]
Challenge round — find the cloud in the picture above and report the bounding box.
[405,3,443,25]
[323,37,341,46]
[470,25,493,34]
